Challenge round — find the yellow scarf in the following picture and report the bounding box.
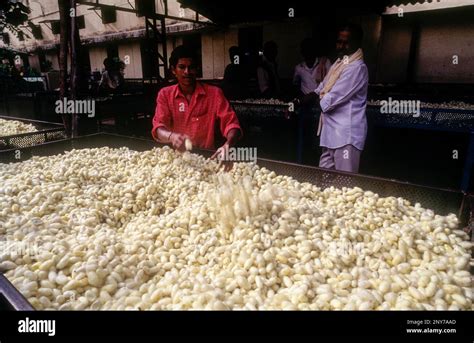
[320,48,364,98]
[317,48,364,136]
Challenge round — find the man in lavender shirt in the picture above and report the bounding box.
[297,23,368,173]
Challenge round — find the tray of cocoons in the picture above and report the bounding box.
[0,133,472,310]
[0,116,66,151]
[230,99,292,120]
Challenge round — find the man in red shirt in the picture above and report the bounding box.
[152,45,242,160]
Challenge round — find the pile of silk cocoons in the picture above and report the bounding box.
[0,118,37,137]
[231,98,289,106]
[0,146,472,310]
[0,118,43,148]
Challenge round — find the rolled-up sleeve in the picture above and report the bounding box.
[314,80,325,95]
[215,88,242,138]
[151,89,172,141]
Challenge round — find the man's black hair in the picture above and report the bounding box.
[103,57,112,70]
[339,23,364,48]
[229,46,240,58]
[263,41,278,52]
[169,45,198,68]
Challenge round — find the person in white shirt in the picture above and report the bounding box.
[293,38,332,95]
[293,38,332,163]
[257,41,280,98]
[296,23,369,173]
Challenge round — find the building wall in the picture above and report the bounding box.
[350,14,383,83]
[211,31,226,79]
[415,20,474,83]
[376,17,412,83]
[6,1,473,85]
[262,19,313,79]
[89,46,108,73]
[28,55,41,72]
[201,29,238,79]
[155,0,204,20]
[201,34,213,79]
[157,35,183,77]
[88,36,185,80]
[376,8,474,84]
[118,41,143,78]
[45,52,59,71]
[164,35,184,60]
[6,0,202,52]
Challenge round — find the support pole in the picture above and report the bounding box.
[58,0,71,136]
[70,0,78,138]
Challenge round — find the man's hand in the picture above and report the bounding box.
[170,133,191,151]
[211,142,233,171]
[155,128,190,151]
[211,141,230,160]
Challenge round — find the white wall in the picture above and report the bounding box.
[8,0,203,51]
[201,29,238,79]
[118,41,143,78]
[89,46,108,73]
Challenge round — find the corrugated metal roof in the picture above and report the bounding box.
[384,0,474,14]
[388,0,437,4]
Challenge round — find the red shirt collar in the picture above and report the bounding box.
[172,81,206,99]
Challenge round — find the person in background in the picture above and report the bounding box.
[118,60,125,78]
[257,41,280,98]
[293,38,332,96]
[99,57,125,92]
[99,57,111,87]
[0,57,11,77]
[152,45,242,166]
[293,38,332,164]
[222,46,249,100]
[297,23,368,173]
